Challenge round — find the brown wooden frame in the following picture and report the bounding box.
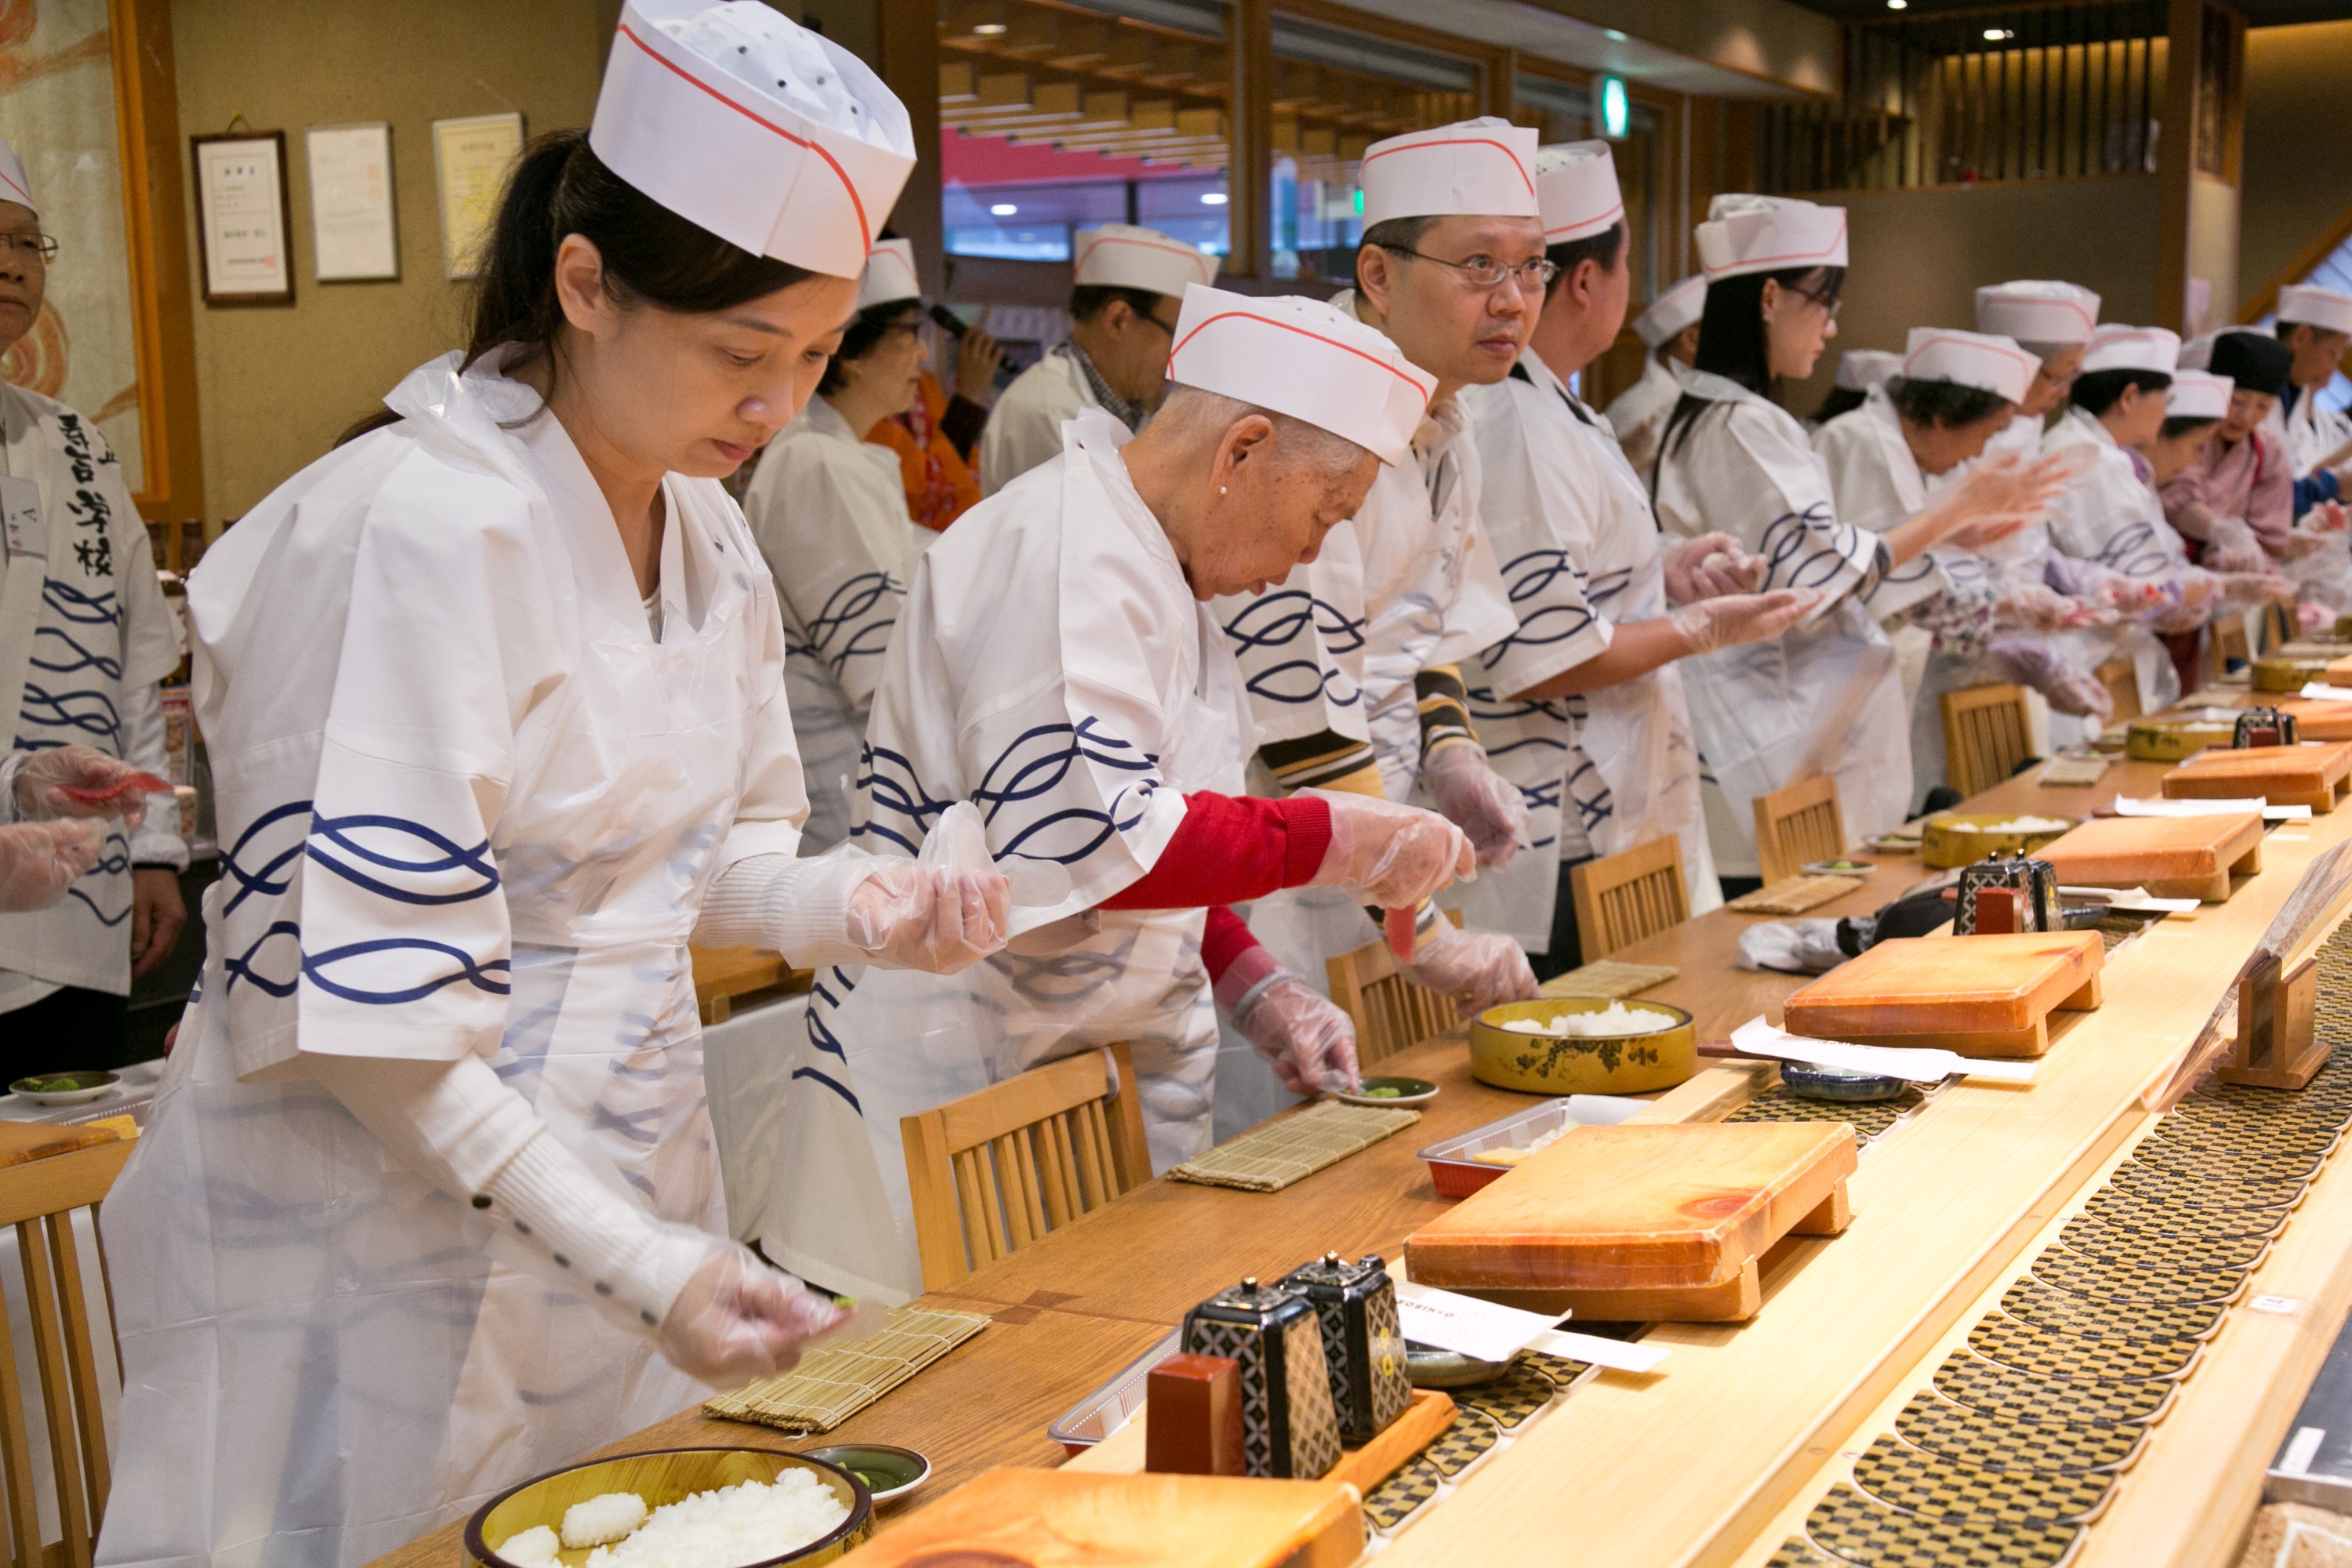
[1325,908,1464,1069]
[2095,658,2142,724]
[1940,681,2035,800]
[188,130,294,308]
[1752,773,1847,886]
[1570,835,1691,966]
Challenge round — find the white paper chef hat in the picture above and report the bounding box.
[2278,283,2352,337]
[590,1,916,279]
[1834,350,1900,393]
[1073,223,1218,299]
[2176,331,2219,372]
[2167,369,2231,420]
[1634,274,1707,349]
[857,238,920,310]
[1974,280,2100,345]
[1694,194,1846,281]
[1359,118,1539,228]
[1900,328,2038,405]
[1535,140,1622,244]
[0,137,33,217]
[1165,285,1435,466]
[2079,324,2180,376]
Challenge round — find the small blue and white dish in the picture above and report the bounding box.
[1779,1061,1907,1102]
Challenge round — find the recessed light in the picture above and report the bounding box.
[1886,0,1905,9]
[1984,27,2013,39]
[1603,27,1626,41]
[973,21,1007,34]
[1200,191,1227,205]
[990,202,1018,216]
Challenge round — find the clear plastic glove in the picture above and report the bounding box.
[2215,570,2296,609]
[1992,583,2104,632]
[2201,516,2271,575]
[658,1242,851,1385]
[1302,789,1475,908]
[2085,573,2169,619]
[2302,600,2336,634]
[13,746,159,829]
[0,820,102,912]
[2285,525,2344,562]
[1663,532,1767,604]
[1984,635,2113,723]
[1405,917,1536,1016]
[2305,499,2349,535]
[1214,942,1359,1095]
[846,861,1011,975]
[1668,587,1821,653]
[1941,511,2034,554]
[1420,743,1525,869]
[1938,450,2078,550]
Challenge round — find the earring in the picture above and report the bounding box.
[1219,486,1229,495]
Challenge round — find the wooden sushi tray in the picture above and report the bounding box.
[2161,739,2352,812]
[2279,695,2352,741]
[1063,1387,1458,1497]
[1401,1122,1857,1323]
[1777,931,2104,1058]
[2031,811,2264,902]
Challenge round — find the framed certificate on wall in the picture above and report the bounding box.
[191,131,293,304]
[305,122,397,282]
[433,112,524,280]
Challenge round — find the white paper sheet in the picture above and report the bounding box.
[1730,1018,2038,1084]
[2113,795,2311,822]
[1392,1281,1669,1374]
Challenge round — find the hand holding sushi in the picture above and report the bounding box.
[0,820,103,911]
[1301,789,1475,909]
[9,744,165,828]
[658,1242,852,1385]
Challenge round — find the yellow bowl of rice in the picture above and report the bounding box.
[465,1448,872,1568]
[1468,997,1696,1096]
[1918,811,2076,869]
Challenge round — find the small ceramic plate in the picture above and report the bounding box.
[801,1443,930,1504]
[9,1070,118,1106]
[1779,1061,1908,1103]
[1861,833,1921,854]
[1405,1341,1512,1388]
[1338,1076,1438,1107]
[1802,858,1875,875]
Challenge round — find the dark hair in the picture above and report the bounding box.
[2210,330,2294,397]
[1889,376,2011,430]
[466,130,816,371]
[2071,367,2172,417]
[1812,385,1868,424]
[1358,214,1439,270]
[1542,221,1626,303]
[817,300,921,395]
[1657,265,1846,468]
[1069,284,1168,325]
[2160,415,2222,441]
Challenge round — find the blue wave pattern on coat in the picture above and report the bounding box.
[797,568,906,682]
[1220,588,1365,710]
[1755,503,1892,598]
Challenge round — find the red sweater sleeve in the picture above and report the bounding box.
[1200,905,1261,982]
[1097,793,1332,910]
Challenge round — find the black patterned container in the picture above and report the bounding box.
[1955,855,2060,935]
[2236,706,2301,747]
[1281,1252,1413,1444]
[1180,1276,1343,1479]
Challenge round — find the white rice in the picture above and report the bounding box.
[580,1472,850,1568]
[495,1524,562,1567]
[1497,1003,1673,1038]
[562,1492,650,1548]
[1938,815,2071,833]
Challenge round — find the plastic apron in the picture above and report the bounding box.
[1602,353,1682,484]
[2042,409,2186,737]
[1654,370,1912,875]
[96,368,784,1568]
[764,417,1254,1305]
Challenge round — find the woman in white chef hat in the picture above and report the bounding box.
[1809,349,1900,428]
[742,238,931,852]
[1974,280,2102,461]
[96,9,1012,1566]
[1604,272,1705,481]
[767,285,1477,1304]
[1813,328,2108,799]
[1651,196,2066,879]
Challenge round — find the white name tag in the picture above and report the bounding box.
[0,474,38,558]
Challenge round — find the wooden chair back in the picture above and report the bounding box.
[1327,910,1465,1069]
[2213,618,2250,681]
[2093,658,2142,724]
[2258,600,2297,655]
[902,1044,1151,1291]
[1569,837,1690,965]
[1940,682,2035,799]
[1751,773,1847,885]
[0,1135,133,1568]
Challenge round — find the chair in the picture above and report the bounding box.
[1751,773,1847,885]
[2093,659,2141,724]
[1568,837,1690,965]
[1940,682,2035,800]
[1327,910,1466,1069]
[0,1128,135,1568]
[902,1044,1151,1291]
[2213,617,2250,681]
[2258,599,2298,655]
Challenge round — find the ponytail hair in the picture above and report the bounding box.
[1659,263,1846,470]
[464,129,818,370]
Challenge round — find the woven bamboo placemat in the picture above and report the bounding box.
[1169,1101,1422,1192]
[2039,754,2112,786]
[702,1305,990,1433]
[1725,874,1866,916]
[1539,960,1679,1000]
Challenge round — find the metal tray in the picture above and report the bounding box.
[1044,1327,1180,1453]
[1416,1094,1647,1199]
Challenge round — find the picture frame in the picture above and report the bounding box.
[305,121,397,283]
[432,111,524,281]
[191,129,293,305]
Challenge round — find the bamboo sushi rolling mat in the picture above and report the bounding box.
[702,1305,991,1433]
[1538,960,1679,1000]
[1168,1100,1422,1192]
[2038,754,2114,786]
[1726,875,1867,916]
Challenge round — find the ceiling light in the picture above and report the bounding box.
[1984,27,2013,40]
[973,21,1007,34]
[1886,0,1905,9]
[1200,191,1228,205]
[990,202,1018,216]
[1603,27,1626,41]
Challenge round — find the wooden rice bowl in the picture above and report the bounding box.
[1469,997,1696,1095]
[1919,811,2076,869]
[465,1447,873,1568]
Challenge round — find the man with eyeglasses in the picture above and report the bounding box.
[0,135,187,1075]
[975,222,1213,496]
[1211,118,1545,1097]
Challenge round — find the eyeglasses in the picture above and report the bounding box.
[0,233,56,264]
[1792,283,1841,321]
[1379,245,1558,292]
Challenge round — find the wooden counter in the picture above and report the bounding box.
[372,747,2332,1568]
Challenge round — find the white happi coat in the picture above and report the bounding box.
[0,383,185,1007]
[2272,383,2352,479]
[976,347,1103,498]
[743,394,927,852]
[1453,352,1717,950]
[2042,407,2187,719]
[96,351,808,1568]
[1603,352,1682,482]
[767,412,1256,1304]
[1653,368,1912,876]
